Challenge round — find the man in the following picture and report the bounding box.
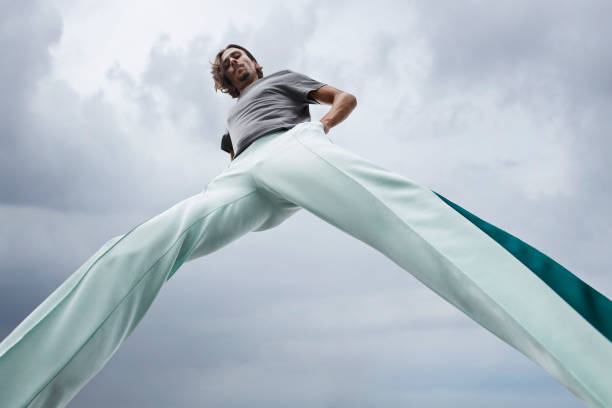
[214,44,356,160]
[1,44,610,408]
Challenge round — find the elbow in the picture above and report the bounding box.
[344,92,357,109]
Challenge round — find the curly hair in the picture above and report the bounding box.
[211,44,264,99]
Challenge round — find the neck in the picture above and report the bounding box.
[237,75,259,95]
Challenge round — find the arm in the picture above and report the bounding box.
[308,85,357,134]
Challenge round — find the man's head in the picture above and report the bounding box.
[211,44,263,98]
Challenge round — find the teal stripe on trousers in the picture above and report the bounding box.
[433,192,612,343]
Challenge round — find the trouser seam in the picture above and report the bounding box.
[22,190,261,408]
[291,133,596,404]
[0,217,157,359]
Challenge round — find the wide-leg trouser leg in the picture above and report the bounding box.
[250,122,612,408]
[0,154,300,408]
[2,121,610,408]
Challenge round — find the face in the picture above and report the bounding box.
[220,47,261,93]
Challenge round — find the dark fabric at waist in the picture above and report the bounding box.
[234,126,294,158]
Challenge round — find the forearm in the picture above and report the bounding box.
[319,92,357,133]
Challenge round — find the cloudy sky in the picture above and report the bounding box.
[1,0,611,406]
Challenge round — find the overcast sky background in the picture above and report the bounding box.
[1,0,611,406]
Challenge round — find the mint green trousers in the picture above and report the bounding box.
[1,121,610,407]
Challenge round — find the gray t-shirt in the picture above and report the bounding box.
[223,70,326,157]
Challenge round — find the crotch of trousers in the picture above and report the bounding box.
[1,121,610,408]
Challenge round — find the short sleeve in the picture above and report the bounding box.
[220,132,233,153]
[285,70,326,104]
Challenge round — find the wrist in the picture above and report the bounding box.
[320,119,331,134]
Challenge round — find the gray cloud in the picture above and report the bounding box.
[416,1,612,98]
[0,1,61,146]
[399,1,611,297]
[0,4,230,214]
[218,6,319,74]
[107,33,227,139]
